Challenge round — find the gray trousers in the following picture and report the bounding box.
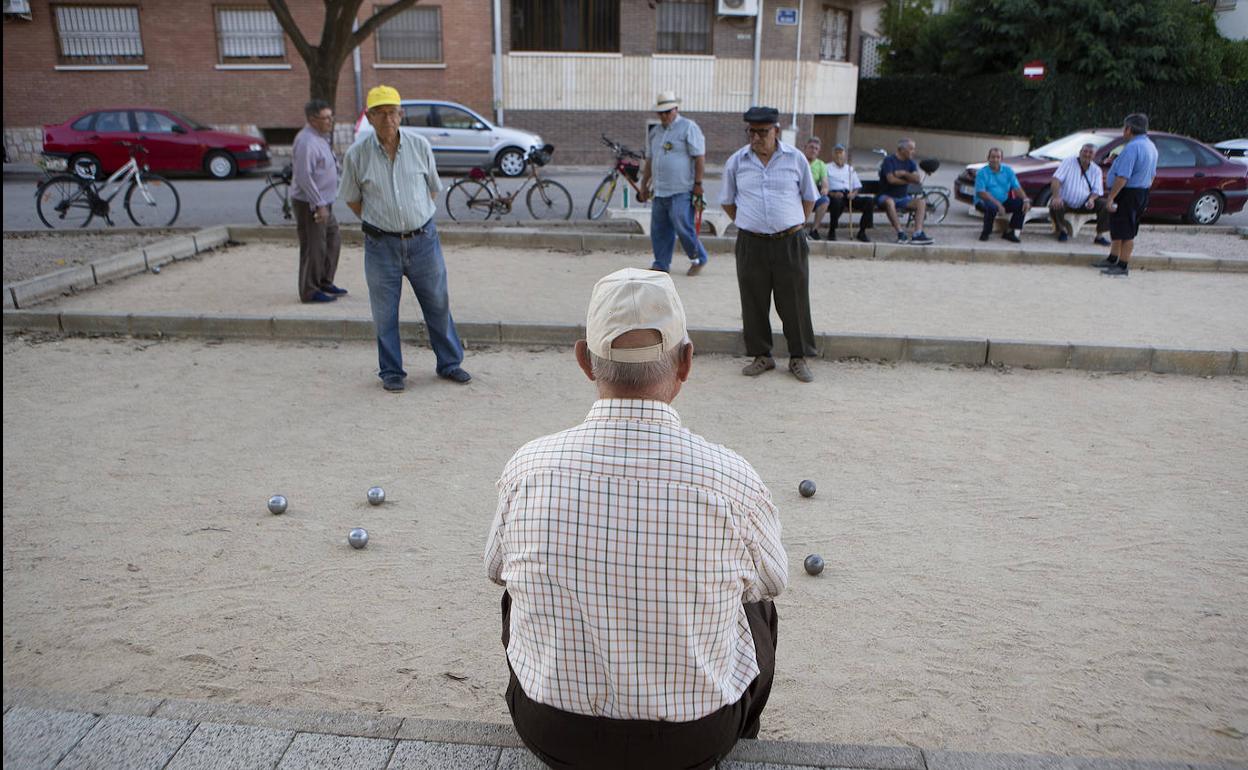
[294,199,341,300]
[735,229,817,359]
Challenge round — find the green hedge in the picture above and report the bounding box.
[857,74,1248,146]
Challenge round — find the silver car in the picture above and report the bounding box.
[353,100,542,177]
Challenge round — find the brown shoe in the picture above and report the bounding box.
[742,356,776,376]
[789,357,814,383]
[686,260,706,276]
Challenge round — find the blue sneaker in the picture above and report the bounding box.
[896,231,909,243]
[911,231,932,244]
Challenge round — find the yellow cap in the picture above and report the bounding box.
[366,85,401,110]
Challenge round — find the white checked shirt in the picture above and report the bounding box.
[485,400,788,722]
[1051,155,1105,208]
[719,140,818,234]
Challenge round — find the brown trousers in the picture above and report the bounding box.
[294,199,341,300]
[500,591,778,770]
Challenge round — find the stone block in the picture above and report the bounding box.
[1165,255,1219,272]
[2,310,63,332]
[987,339,1071,369]
[871,243,915,262]
[1235,350,1248,376]
[388,740,503,769]
[2,688,161,718]
[701,236,736,255]
[3,287,14,310]
[1150,347,1234,377]
[129,313,202,338]
[457,321,502,345]
[275,733,394,769]
[58,714,196,770]
[727,738,925,769]
[823,241,874,260]
[493,230,584,251]
[395,717,522,747]
[191,226,230,253]
[10,266,96,308]
[906,336,987,365]
[344,318,377,340]
[3,706,99,769]
[580,233,648,253]
[167,722,294,770]
[1069,343,1152,372]
[1218,259,1248,274]
[61,312,131,335]
[925,749,1190,770]
[399,320,430,344]
[154,699,401,739]
[687,327,743,356]
[968,248,1018,266]
[721,762,823,770]
[199,314,274,338]
[144,236,197,266]
[1132,256,1171,271]
[499,323,580,347]
[272,317,345,340]
[228,225,297,243]
[496,747,550,770]
[91,249,148,284]
[821,332,905,362]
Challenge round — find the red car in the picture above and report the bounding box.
[953,129,1248,225]
[42,107,270,180]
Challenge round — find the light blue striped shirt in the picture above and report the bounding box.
[718,141,817,234]
[338,128,442,232]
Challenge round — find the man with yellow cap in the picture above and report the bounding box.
[339,85,471,391]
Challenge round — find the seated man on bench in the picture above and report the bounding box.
[1049,142,1110,245]
[824,143,873,242]
[877,138,932,244]
[974,147,1030,243]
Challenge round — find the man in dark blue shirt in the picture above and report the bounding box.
[877,139,932,244]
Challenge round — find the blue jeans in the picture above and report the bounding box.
[363,221,463,382]
[650,192,708,272]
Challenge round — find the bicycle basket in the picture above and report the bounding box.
[279,164,293,182]
[919,158,941,175]
[469,167,488,181]
[621,158,641,182]
[530,144,555,167]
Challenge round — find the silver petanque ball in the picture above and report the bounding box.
[803,554,825,576]
[267,495,288,515]
[799,479,816,498]
[367,486,385,506]
[348,527,369,549]
[151,265,161,274]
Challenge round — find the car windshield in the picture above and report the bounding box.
[1028,133,1115,161]
[169,111,211,131]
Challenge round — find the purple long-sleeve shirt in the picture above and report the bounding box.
[291,124,339,209]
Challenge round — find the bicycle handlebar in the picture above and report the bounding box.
[117,141,149,156]
[601,134,642,160]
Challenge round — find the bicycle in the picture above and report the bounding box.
[871,148,949,225]
[255,164,294,225]
[587,134,645,220]
[36,142,179,229]
[444,144,571,221]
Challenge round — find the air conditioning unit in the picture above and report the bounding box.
[717,0,759,16]
[3,0,32,13]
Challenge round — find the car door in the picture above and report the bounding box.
[1148,136,1199,216]
[398,103,443,161]
[431,105,492,170]
[88,110,139,173]
[134,110,199,172]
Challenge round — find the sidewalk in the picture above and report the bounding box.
[5,687,1236,769]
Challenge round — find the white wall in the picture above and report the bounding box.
[1216,3,1248,40]
[852,123,1031,164]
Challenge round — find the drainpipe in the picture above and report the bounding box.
[789,0,804,133]
[352,18,363,118]
[751,0,764,107]
[492,0,505,125]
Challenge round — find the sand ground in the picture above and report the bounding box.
[3,335,1246,763]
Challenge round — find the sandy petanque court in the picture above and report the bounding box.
[3,328,1246,764]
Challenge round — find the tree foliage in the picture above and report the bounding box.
[267,0,422,105]
[882,0,1248,89]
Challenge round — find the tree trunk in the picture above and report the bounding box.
[308,58,342,107]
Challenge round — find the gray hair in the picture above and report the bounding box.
[1081,142,1096,152]
[806,136,821,145]
[305,99,331,120]
[988,146,1003,156]
[590,344,684,390]
[898,138,915,150]
[1124,113,1149,135]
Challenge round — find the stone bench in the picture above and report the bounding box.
[606,207,734,236]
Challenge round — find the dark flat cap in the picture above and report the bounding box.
[743,105,780,124]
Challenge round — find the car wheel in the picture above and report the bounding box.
[205,151,237,180]
[1185,191,1223,225]
[70,154,101,180]
[495,147,526,177]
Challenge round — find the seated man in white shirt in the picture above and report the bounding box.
[1049,142,1111,245]
[824,143,873,242]
[486,268,788,770]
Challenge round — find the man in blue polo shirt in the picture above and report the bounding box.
[973,147,1030,243]
[1095,113,1158,277]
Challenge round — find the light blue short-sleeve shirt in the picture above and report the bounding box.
[648,116,706,197]
[973,164,1022,203]
[1106,135,1158,190]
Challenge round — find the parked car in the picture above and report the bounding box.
[42,108,270,179]
[953,129,1248,225]
[1214,138,1248,166]
[353,100,542,177]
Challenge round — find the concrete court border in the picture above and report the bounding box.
[4,688,1238,770]
[3,310,1246,378]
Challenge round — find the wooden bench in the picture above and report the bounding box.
[606,207,734,236]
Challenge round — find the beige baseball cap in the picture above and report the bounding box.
[586,268,688,363]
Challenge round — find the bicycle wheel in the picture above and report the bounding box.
[445,179,494,221]
[125,174,180,227]
[587,174,618,220]
[924,190,950,225]
[256,181,295,225]
[36,174,95,229]
[527,179,572,220]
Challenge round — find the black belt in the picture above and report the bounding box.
[739,224,804,240]
[362,220,428,239]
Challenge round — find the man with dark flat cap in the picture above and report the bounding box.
[719,106,819,383]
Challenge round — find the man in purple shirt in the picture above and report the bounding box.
[291,99,346,303]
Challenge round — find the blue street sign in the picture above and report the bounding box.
[775,8,798,25]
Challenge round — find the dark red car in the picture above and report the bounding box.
[42,107,270,180]
[953,129,1248,225]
